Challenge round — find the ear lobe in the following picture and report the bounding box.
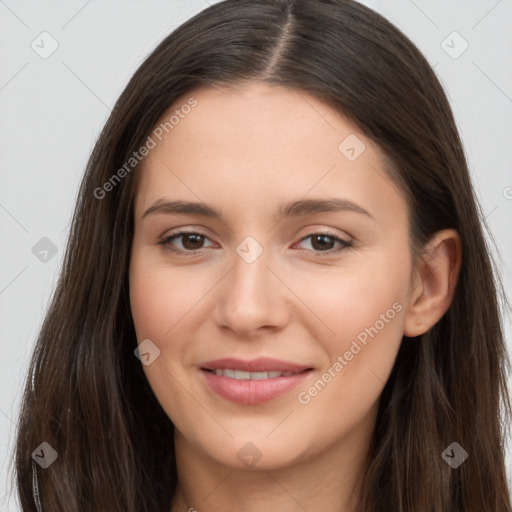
[404,229,462,337]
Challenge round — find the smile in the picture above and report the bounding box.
[204,368,301,379]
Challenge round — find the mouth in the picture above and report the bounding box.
[201,368,311,379]
[199,358,314,405]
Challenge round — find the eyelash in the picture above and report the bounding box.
[158,230,354,257]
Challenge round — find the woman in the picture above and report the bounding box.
[14,0,511,510]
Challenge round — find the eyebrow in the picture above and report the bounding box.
[142,197,373,221]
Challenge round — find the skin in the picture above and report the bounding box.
[129,82,461,512]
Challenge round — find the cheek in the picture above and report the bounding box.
[128,255,206,423]
[293,306,405,461]
[293,251,409,392]
[292,249,409,340]
[129,253,207,342]
[128,251,223,403]
[128,254,192,409]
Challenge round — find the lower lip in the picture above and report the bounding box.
[200,369,313,405]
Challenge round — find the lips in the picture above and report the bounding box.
[208,369,298,379]
[199,357,314,405]
[201,357,312,373]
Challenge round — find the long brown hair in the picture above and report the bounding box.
[12,0,511,510]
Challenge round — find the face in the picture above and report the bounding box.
[129,82,414,470]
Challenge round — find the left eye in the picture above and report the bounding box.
[159,231,352,255]
[295,233,352,254]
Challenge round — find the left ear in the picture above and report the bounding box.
[404,229,462,337]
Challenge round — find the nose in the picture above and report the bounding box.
[213,244,290,338]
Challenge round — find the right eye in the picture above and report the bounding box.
[159,231,216,254]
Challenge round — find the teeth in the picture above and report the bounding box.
[211,369,296,380]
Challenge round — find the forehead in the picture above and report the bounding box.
[134,82,406,226]
[154,82,355,165]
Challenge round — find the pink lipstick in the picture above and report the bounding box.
[200,357,313,405]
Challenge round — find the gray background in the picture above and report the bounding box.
[1,0,511,509]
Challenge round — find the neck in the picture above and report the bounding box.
[170,404,377,512]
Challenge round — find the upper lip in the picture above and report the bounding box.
[201,357,312,373]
